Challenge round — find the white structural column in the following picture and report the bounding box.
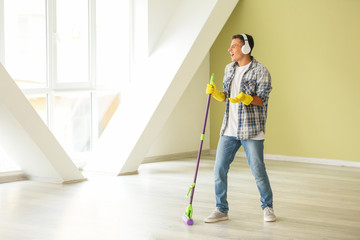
[87,0,239,174]
[0,64,85,183]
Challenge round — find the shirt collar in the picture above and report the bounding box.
[232,56,255,69]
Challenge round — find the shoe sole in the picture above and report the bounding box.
[264,217,276,222]
[204,216,229,223]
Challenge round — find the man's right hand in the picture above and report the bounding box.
[206,82,225,102]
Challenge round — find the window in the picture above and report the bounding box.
[3,0,46,89]
[0,0,131,171]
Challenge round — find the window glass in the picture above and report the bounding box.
[96,0,129,89]
[4,0,46,88]
[56,0,89,84]
[53,93,91,153]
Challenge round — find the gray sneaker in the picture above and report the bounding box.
[263,207,276,222]
[204,208,229,223]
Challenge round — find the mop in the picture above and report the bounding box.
[182,73,214,225]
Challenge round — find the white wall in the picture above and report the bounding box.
[148,0,181,54]
[146,54,210,157]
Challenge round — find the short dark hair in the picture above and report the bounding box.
[232,34,254,54]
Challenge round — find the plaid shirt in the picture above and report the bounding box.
[220,57,272,139]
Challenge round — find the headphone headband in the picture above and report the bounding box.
[241,34,248,42]
[241,34,251,54]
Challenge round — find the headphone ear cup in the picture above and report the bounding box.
[242,44,251,54]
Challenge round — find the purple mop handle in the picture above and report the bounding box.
[189,74,214,204]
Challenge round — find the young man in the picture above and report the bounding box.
[204,34,275,223]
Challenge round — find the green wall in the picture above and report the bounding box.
[210,0,360,162]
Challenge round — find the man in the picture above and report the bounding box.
[204,34,275,223]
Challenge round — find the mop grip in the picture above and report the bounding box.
[210,73,214,85]
[186,183,196,198]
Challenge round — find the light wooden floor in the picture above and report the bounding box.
[1,156,360,240]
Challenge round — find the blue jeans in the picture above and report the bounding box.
[214,135,273,213]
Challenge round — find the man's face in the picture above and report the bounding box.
[228,38,244,63]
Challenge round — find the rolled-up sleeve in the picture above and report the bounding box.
[256,66,272,105]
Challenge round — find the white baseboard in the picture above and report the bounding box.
[0,171,28,184]
[27,176,87,184]
[150,150,360,168]
[143,150,211,164]
[263,153,360,168]
[208,150,360,168]
[210,150,360,168]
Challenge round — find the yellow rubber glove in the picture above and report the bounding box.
[206,82,225,102]
[229,92,253,105]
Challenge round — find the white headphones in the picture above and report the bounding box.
[241,34,251,54]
